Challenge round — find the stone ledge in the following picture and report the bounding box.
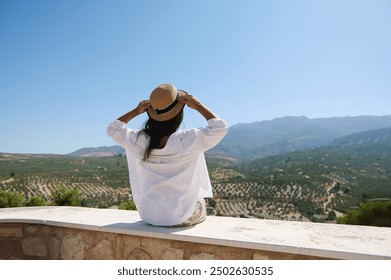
[1,206,390,260]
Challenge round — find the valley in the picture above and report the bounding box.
[1,141,390,224]
[1,115,391,224]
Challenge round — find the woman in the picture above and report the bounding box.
[107,83,228,226]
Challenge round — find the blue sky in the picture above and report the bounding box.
[1,0,390,154]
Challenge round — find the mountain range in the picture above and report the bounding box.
[68,145,125,157]
[68,115,391,161]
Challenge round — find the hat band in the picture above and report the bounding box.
[154,93,179,115]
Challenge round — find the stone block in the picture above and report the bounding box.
[141,238,169,259]
[252,253,271,260]
[49,235,62,260]
[0,240,22,259]
[128,248,152,260]
[123,236,141,258]
[61,234,85,260]
[21,237,47,258]
[92,239,114,260]
[26,226,37,234]
[162,248,184,260]
[0,227,23,238]
[190,252,215,260]
[116,237,125,259]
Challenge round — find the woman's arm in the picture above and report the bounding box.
[178,95,218,121]
[117,100,151,123]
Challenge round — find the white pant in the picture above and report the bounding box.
[175,199,206,227]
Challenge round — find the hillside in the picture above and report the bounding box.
[2,133,390,222]
[330,127,391,147]
[0,156,130,208]
[204,127,391,220]
[68,146,125,157]
[2,115,391,223]
[233,136,391,214]
[209,115,391,161]
[64,115,391,160]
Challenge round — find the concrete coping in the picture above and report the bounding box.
[1,206,390,260]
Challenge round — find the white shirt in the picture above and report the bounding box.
[106,118,228,226]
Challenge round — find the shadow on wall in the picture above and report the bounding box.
[104,221,197,234]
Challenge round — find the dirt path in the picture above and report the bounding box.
[0,178,15,184]
[323,181,345,218]
[323,182,335,211]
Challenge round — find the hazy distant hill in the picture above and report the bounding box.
[68,146,125,157]
[209,115,391,161]
[67,115,391,160]
[330,127,391,147]
[0,153,65,160]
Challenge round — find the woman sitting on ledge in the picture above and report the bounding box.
[107,83,228,227]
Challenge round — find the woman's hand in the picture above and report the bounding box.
[117,100,150,123]
[178,94,201,110]
[136,100,151,114]
[178,94,218,120]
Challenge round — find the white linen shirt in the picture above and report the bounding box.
[106,118,228,226]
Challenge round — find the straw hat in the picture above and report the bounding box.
[147,83,186,121]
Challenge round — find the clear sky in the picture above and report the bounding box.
[1,0,390,154]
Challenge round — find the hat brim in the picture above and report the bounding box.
[147,90,187,122]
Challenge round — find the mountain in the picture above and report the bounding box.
[68,146,125,157]
[67,115,391,160]
[238,131,391,215]
[208,115,391,161]
[330,127,391,147]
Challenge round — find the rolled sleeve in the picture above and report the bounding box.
[106,120,127,137]
[207,118,228,129]
[196,118,228,150]
[106,120,140,150]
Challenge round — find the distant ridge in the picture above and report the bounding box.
[330,127,391,147]
[67,145,125,157]
[66,115,391,160]
[209,115,391,161]
[0,153,64,160]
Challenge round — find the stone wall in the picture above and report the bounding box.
[0,224,326,260]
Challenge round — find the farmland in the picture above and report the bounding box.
[217,144,391,220]
[1,143,391,223]
[0,155,130,208]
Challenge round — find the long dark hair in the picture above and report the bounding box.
[139,109,184,161]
